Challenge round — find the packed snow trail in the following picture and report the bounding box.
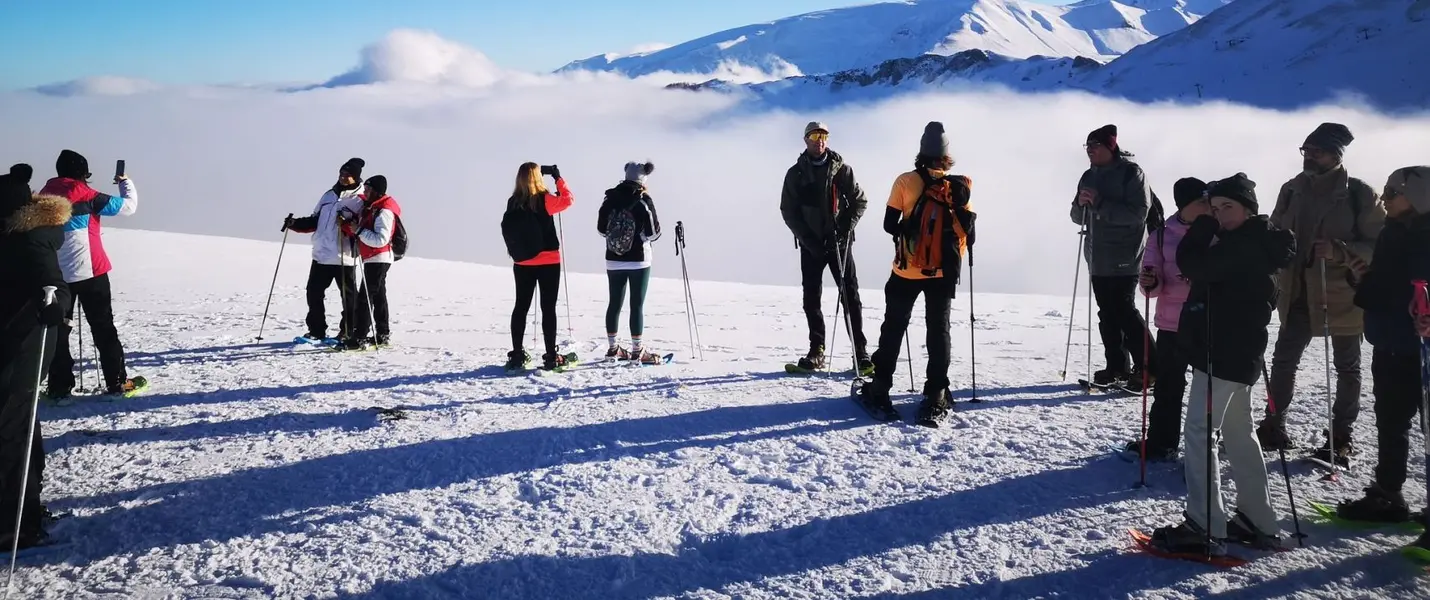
[11,231,1428,599]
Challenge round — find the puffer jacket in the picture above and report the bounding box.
[1354,212,1430,354]
[1069,157,1150,277]
[597,180,660,268]
[1142,215,1192,331]
[0,192,73,350]
[780,149,867,253]
[287,183,365,266]
[1270,166,1385,335]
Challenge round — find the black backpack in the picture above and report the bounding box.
[501,204,546,262]
[391,215,408,261]
[1126,166,1165,234]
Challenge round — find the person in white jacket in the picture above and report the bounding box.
[284,158,365,344]
[341,175,403,348]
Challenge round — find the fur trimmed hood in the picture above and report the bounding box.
[4,195,73,234]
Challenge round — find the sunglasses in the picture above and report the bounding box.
[1082,142,1105,151]
[806,132,829,142]
[1298,146,1328,159]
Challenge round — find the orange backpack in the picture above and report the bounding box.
[899,173,972,276]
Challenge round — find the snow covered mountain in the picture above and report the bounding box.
[559,0,1230,82]
[1077,0,1430,111]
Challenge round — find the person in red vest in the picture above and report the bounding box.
[341,175,402,348]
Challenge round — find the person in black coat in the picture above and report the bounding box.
[597,161,662,363]
[1151,173,1296,556]
[0,165,72,548]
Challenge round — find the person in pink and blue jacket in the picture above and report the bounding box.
[38,149,144,400]
[1123,177,1210,461]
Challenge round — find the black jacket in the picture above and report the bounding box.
[780,149,867,253]
[0,192,72,356]
[1176,215,1296,385]
[1354,212,1430,355]
[596,181,660,263]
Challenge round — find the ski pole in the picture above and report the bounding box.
[1061,227,1084,380]
[1136,279,1150,488]
[75,304,85,393]
[1319,257,1338,481]
[905,335,915,392]
[675,222,703,360]
[1087,207,1094,388]
[830,236,859,378]
[6,286,57,597]
[337,212,351,342]
[256,213,292,342]
[557,213,573,344]
[1204,292,1214,559]
[1412,280,1430,527]
[969,246,979,402]
[1261,365,1307,546]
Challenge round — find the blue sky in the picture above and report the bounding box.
[0,0,1075,89]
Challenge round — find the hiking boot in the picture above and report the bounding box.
[302,332,326,342]
[1123,366,1157,392]
[335,337,370,352]
[1256,418,1295,452]
[1311,430,1354,468]
[797,346,827,371]
[542,352,570,371]
[1093,368,1129,386]
[374,334,391,347]
[1226,511,1282,550]
[606,346,631,360]
[858,378,895,413]
[1122,439,1177,462]
[1150,517,1226,556]
[635,350,665,366]
[104,377,147,397]
[504,350,531,372]
[917,386,952,423]
[856,355,875,378]
[1336,483,1413,523]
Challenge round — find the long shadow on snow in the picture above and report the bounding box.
[331,458,1145,599]
[41,395,866,567]
[47,408,393,451]
[860,549,1196,599]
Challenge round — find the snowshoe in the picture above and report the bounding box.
[1130,527,1245,568]
[295,334,340,347]
[103,377,148,399]
[786,346,827,374]
[540,351,580,373]
[1093,368,1129,387]
[606,346,631,361]
[915,386,952,428]
[1329,485,1417,527]
[633,350,672,366]
[1118,440,1178,463]
[1404,529,1430,564]
[1226,511,1286,551]
[1122,367,1156,393]
[374,334,391,347]
[1307,500,1424,532]
[856,356,875,378]
[851,378,899,422]
[1078,378,1129,395]
[1306,432,1354,470]
[504,350,532,374]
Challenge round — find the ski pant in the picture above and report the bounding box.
[1266,296,1362,438]
[0,325,55,537]
[354,262,392,339]
[1145,329,1189,452]
[305,261,360,340]
[511,264,561,355]
[801,247,868,357]
[1091,276,1155,374]
[48,274,127,393]
[1184,369,1280,538]
[606,268,650,339]
[1370,347,1424,495]
[871,273,952,393]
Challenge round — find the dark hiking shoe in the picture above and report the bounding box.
[917,387,952,424]
[1123,366,1157,392]
[1337,484,1413,523]
[1256,418,1295,452]
[858,379,895,413]
[374,334,391,347]
[504,350,531,372]
[1122,440,1177,462]
[1093,368,1129,386]
[1311,430,1355,467]
[542,352,571,371]
[797,346,827,371]
[334,337,370,352]
[1227,511,1283,550]
[856,356,875,378]
[1150,518,1226,556]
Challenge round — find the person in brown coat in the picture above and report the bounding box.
[1260,122,1386,465]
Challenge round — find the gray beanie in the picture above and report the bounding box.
[1387,166,1430,215]
[624,161,654,185]
[920,122,950,158]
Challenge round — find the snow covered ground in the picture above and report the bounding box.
[11,229,1430,599]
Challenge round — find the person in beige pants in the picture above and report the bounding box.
[1150,173,1296,555]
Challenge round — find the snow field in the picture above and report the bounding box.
[10,229,1429,599]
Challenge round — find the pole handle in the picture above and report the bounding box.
[41,286,56,307]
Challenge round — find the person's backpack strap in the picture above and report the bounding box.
[1345,176,1369,242]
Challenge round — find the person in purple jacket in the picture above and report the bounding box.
[1124,177,1211,460]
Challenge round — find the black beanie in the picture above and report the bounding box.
[56,149,89,180]
[364,175,387,199]
[1207,173,1258,213]
[340,157,365,178]
[9,163,33,186]
[920,121,950,158]
[1087,124,1117,151]
[1304,122,1353,159]
[1172,177,1207,209]
[0,172,32,222]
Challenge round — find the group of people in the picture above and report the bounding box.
[1059,121,1430,556]
[0,149,148,549]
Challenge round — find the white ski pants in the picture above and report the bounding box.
[1184,369,1281,538]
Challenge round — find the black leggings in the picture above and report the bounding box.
[511,264,561,354]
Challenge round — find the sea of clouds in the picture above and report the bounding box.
[4,29,1429,296]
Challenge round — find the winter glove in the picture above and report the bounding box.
[337,207,358,223]
[38,301,64,327]
[954,208,976,249]
[282,215,294,231]
[548,165,562,181]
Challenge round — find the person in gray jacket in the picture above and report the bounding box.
[1070,124,1158,387]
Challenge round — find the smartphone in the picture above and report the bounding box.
[115,159,126,179]
[539,165,554,176]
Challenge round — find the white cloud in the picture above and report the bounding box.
[7,31,1429,297]
[34,76,162,97]
[320,28,526,88]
